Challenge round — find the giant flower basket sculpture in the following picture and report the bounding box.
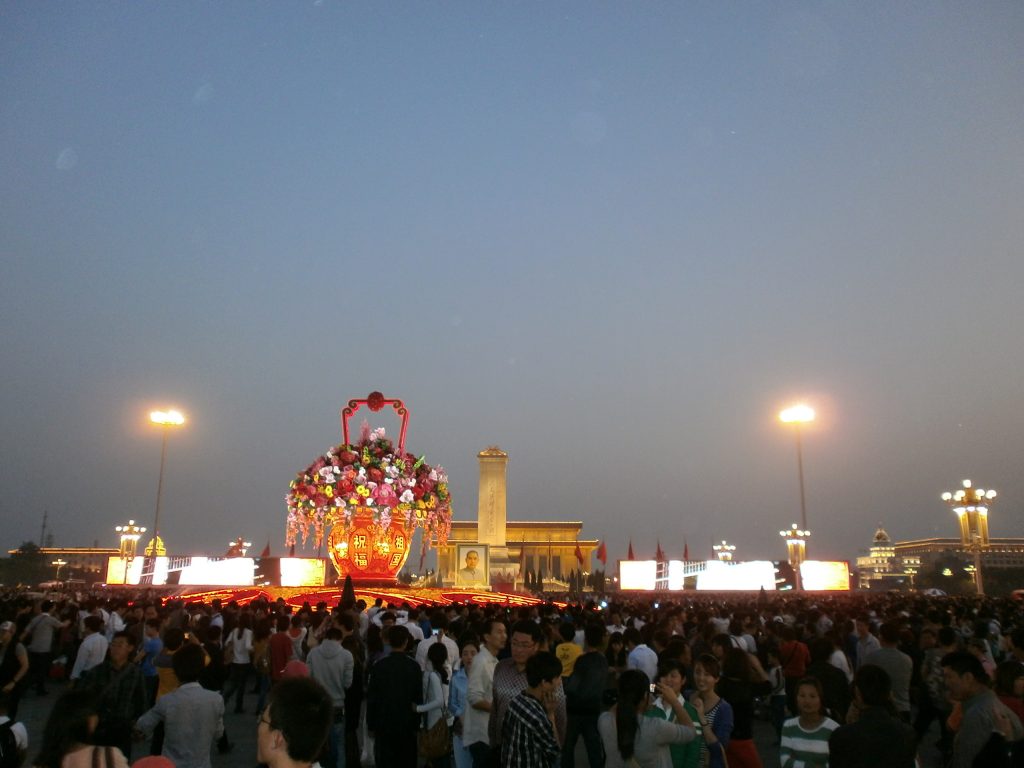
[286,392,452,583]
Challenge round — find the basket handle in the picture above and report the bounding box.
[340,392,410,453]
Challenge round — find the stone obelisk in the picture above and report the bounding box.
[477,447,508,547]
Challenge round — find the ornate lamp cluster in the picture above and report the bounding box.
[941,478,996,595]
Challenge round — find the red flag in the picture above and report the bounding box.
[627,539,635,560]
[683,537,690,562]
[574,540,584,565]
[260,540,271,558]
[597,541,607,565]
[656,540,665,562]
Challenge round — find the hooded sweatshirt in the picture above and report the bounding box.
[307,639,355,709]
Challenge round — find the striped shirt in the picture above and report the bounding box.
[780,716,839,768]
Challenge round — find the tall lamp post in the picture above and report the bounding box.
[51,558,67,581]
[148,409,185,556]
[116,519,146,583]
[780,524,810,590]
[941,479,996,596]
[779,404,815,536]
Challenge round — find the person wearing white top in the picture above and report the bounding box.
[222,618,255,714]
[417,643,453,731]
[71,616,108,680]
[415,614,460,674]
[625,629,658,683]
[464,619,506,766]
[0,705,29,760]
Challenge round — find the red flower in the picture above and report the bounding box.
[367,467,384,483]
[367,391,385,411]
[340,450,359,465]
[338,479,354,494]
[412,485,426,501]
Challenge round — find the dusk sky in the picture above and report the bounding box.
[2,3,1023,567]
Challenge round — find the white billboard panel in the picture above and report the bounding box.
[177,557,255,586]
[619,560,657,590]
[696,560,776,591]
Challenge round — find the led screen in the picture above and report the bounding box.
[696,560,776,591]
[280,558,326,587]
[177,557,255,586]
[800,560,850,591]
[619,560,657,590]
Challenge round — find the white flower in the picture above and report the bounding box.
[429,469,438,481]
[357,467,367,479]
[400,490,414,504]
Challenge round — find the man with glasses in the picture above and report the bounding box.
[256,677,333,768]
[489,621,566,758]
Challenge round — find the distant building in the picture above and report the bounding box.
[6,546,119,579]
[855,525,1024,590]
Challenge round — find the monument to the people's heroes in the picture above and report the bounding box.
[436,446,597,589]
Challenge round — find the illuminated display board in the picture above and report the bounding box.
[105,557,144,584]
[280,558,326,587]
[800,560,850,591]
[178,557,254,586]
[619,560,657,590]
[696,560,776,591]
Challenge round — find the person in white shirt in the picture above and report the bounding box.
[71,616,108,681]
[624,628,658,682]
[415,613,459,674]
[0,691,29,763]
[103,604,127,643]
[464,619,506,767]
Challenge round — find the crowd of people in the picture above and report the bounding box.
[0,588,1023,768]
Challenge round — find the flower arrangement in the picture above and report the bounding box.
[286,427,452,549]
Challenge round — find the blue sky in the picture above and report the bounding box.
[2,3,1023,565]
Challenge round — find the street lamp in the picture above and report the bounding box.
[116,520,147,559]
[780,524,810,589]
[779,404,815,536]
[713,540,736,562]
[116,519,146,584]
[51,558,67,581]
[147,409,185,556]
[941,479,996,595]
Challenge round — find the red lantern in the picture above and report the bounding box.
[327,507,412,582]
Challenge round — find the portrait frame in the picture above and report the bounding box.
[455,543,490,587]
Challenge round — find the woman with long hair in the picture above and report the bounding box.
[597,669,696,768]
[34,689,127,768]
[221,612,253,714]
[416,641,453,768]
[779,677,838,768]
[717,647,770,768]
[689,654,732,768]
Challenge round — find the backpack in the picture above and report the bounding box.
[0,721,21,768]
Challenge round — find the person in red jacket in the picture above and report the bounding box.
[777,625,810,714]
[269,616,294,683]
